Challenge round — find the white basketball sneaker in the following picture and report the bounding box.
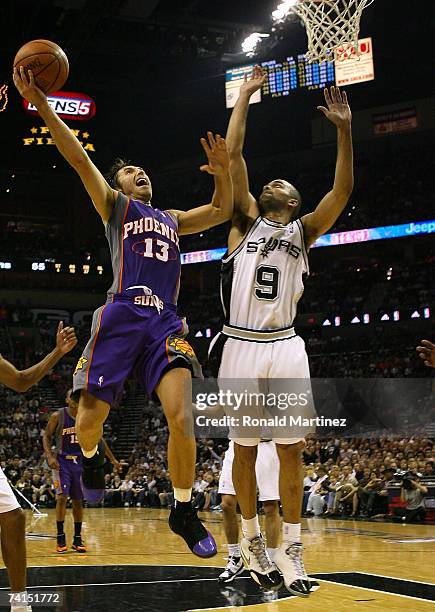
[274,542,310,597]
[240,534,283,591]
[218,555,245,583]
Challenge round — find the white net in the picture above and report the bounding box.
[291,0,375,63]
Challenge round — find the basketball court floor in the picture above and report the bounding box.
[1,508,433,611]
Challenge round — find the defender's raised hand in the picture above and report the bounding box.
[240,65,266,97]
[13,66,47,108]
[200,132,230,176]
[56,321,78,355]
[317,86,352,128]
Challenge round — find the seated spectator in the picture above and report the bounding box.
[333,466,358,516]
[39,476,56,508]
[357,470,383,517]
[393,474,428,523]
[305,466,329,516]
[124,472,149,508]
[15,471,33,508]
[192,472,217,511]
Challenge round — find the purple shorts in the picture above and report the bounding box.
[73,295,202,405]
[53,455,83,500]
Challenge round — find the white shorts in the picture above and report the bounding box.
[211,330,315,446]
[218,440,280,501]
[0,467,20,513]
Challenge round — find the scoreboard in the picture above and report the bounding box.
[226,55,335,108]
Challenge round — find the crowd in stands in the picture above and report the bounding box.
[302,437,434,520]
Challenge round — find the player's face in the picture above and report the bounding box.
[116,165,152,202]
[258,179,297,216]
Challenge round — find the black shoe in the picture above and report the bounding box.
[169,501,217,558]
[56,533,67,554]
[81,440,105,504]
[72,536,87,553]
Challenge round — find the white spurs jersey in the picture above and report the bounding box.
[220,216,309,331]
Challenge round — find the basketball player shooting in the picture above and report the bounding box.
[0,322,77,612]
[13,65,233,559]
[216,66,354,595]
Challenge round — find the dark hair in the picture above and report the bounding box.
[289,185,302,219]
[105,158,130,189]
[70,390,81,404]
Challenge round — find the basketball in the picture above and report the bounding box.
[13,39,69,94]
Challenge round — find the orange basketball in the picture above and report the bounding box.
[13,39,69,94]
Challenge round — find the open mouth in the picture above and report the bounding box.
[136,177,148,187]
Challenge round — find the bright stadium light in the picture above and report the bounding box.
[242,32,270,56]
[272,0,298,23]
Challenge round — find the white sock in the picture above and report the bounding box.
[174,488,192,503]
[82,445,97,458]
[282,522,301,544]
[241,515,261,540]
[267,547,279,561]
[10,591,28,610]
[228,543,240,557]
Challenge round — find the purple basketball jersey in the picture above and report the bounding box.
[106,193,181,305]
[55,407,81,458]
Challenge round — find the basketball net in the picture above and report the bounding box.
[291,0,375,63]
[0,84,8,112]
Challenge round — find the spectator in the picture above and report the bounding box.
[393,474,428,523]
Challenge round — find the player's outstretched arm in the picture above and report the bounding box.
[170,132,233,235]
[0,321,77,392]
[226,66,265,220]
[43,412,60,470]
[302,86,353,248]
[13,67,116,223]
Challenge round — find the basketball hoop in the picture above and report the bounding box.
[290,0,375,63]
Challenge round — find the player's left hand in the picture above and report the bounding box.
[56,321,78,354]
[416,339,435,368]
[199,132,230,176]
[317,86,352,128]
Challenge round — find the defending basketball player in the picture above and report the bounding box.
[214,67,353,594]
[0,322,77,612]
[14,65,233,558]
[43,389,121,554]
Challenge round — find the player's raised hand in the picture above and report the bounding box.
[240,65,266,97]
[416,340,435,368]
[13,67,47,108]
[317,86,352,128]
[56,321,78,355]
[199,132,230,176]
